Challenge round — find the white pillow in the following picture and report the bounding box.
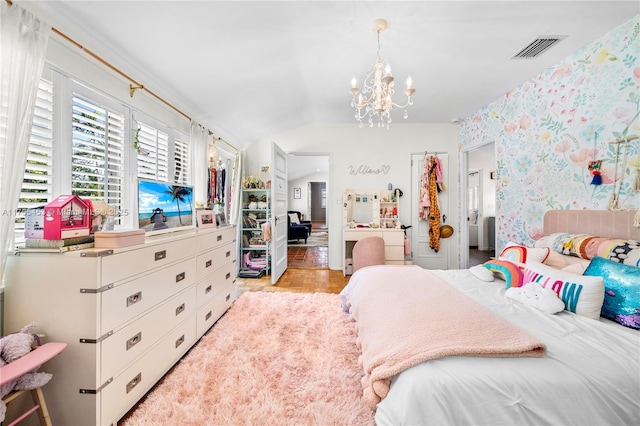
[288,213,300,224]
[522,261,604,320]
[505,282,566,314]
[470,264,494,281]
[499,241,550,267]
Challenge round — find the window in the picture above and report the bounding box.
[71,93,126,214]
[13,65,192,247]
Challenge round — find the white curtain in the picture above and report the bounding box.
[229,151,243,226]
[190,121,209,205]
[0,2,50,282]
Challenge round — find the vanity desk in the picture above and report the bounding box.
[342,189,406,275]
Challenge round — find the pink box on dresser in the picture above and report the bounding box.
[94,229,145,248]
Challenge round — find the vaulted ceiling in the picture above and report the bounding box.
[22,1,639,149]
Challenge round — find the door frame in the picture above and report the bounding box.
[460,139,495,268]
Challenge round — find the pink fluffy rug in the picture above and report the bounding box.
[121,291,375,425]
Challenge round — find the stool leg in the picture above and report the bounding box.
[30,388,52,426]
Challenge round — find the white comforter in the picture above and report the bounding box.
[350,268,640,426]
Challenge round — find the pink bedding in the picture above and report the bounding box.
[343,265,546,408]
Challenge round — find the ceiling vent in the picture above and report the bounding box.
[511,36,567,59]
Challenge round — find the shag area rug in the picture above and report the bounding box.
[289,231,328,247]
[122,291,374,426]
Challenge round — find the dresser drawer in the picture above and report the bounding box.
[385,245,405,261]
[383,230,404,245]
[101,237,196,285]
[101,287,196,379]
[196,226,236,253]
[195,242,236,281]
[196,282,235,337]
[101,258,196,334]
[196,261,236,308]
[343,230,383,241]
[101,315,196,425]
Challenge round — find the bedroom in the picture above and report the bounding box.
[1,1,639,425]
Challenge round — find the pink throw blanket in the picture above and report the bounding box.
[344,265,546,408]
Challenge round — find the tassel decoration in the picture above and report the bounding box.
[634,209,640,228]
[590,170,602,185]
[633,168,640,192]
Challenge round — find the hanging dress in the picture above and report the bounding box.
[419,155,431,220]
[428,156,441,252]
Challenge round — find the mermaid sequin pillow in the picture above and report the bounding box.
[583,256,640,329]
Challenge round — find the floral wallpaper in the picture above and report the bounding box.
[460,16,640,250]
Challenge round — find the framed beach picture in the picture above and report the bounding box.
[216,212,228,227]
[197,209,216,229]
[294,188,301,199]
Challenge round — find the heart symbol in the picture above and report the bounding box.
[381,165,390,174]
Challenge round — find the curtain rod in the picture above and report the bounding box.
[5,0,191,121]
[8,0,241,151]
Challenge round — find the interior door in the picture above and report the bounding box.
[271,142,288,284]
[411,153,450,269]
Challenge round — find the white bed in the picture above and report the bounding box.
[342,210,640,426]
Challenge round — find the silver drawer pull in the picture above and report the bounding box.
[175,334,185,348]
[154,250,166,261]
[225,250,231,258]
[225,272,231,280]
[205,311,212,321]
[205,285,212,294]
[175,303,185,316]
[205,259,212,268]
[217,235,222,241]
[225,293,231,301]
[127,291,142,307]
[126,332,142,350]
[176,272,185,282]
[126,372,142,394]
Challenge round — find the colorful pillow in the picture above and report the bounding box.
[522,262,604,320]
[470,264,495,281]
[484,259,523,288]
[583,256,640,329]
[499,242,550,267]
[604,239,640,268]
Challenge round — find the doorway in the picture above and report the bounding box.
[287,154,330,269]
[462,142,496,267]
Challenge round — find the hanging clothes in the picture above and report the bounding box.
[418,155,431,220]
[428,156,441,253]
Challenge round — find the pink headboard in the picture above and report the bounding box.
[543,210,640,241]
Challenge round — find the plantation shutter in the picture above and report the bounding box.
[136,122,169,182]
[15,77,55,246]
[174,136,190,185]
[71,93,125,212]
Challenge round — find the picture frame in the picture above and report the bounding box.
[197,209,217,229]
[293,187,301,199]
[215,212,228,227]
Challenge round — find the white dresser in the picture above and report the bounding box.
[3,226,236,426]
[343,228,405,275]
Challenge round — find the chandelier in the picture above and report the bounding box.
[350,19,415,128]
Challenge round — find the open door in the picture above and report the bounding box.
[271,142,288,284]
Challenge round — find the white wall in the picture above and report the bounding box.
[288,171,328,218]
[245,123,460,270]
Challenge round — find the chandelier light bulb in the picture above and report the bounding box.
[351,76,357,88]
[406,76,413,89]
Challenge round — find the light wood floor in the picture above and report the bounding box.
[238,267,349,294]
